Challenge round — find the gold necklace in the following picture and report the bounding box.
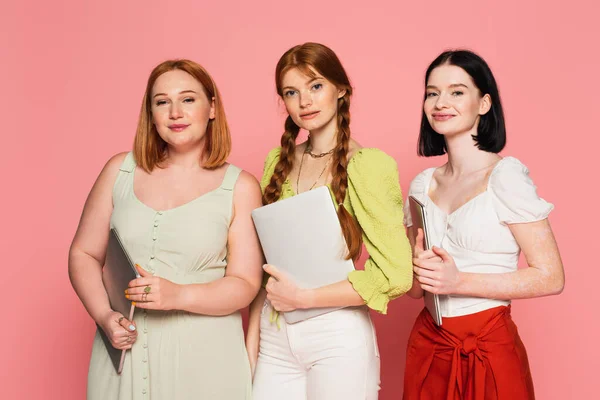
[305,135,335,158]
[306,146,334,158]
[296,151,332,194]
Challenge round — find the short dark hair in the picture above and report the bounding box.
[418,50,506,156]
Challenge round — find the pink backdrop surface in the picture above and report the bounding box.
[1,1,597,398]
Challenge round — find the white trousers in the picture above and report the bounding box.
[252,301,381,400]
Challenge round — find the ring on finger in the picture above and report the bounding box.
[144,285,151,294]
[118,316,124,323]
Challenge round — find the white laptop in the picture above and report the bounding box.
[251,186,355,323]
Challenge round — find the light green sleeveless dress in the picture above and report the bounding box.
[87,152,252,400]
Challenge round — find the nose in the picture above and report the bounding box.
[169,102,183,119]
[299,90,313,108]
[434,93,450,109]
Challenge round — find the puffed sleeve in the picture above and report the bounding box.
[489,157,554,224]
[403,170,430,228]
[346,149,413,314]
[260,147,282,191]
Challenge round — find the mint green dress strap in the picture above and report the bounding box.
[119,152,136,173]
[221,164,242,191]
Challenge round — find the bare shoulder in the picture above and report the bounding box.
[103,152,129,174]
[233,170,262,206]
[235,170,261,189]
[95,152,129,187]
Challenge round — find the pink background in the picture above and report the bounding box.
[1,1,597,398]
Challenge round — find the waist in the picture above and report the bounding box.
[263,302,372,328]
[438,296,510,317]
[419,305,514,350]
[153,265,226,284]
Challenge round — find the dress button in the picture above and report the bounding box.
[152,237,157,241]
[144,328,148,333]
[143,358,147,363]
[150,255,155,259]
[142,389,147,394]
[158,211,163,215]
[143,343,148,348]
[154,222,159,227]
[143,376,147,380]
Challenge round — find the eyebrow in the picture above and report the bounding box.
[426,83,469,90]
[282,77,324,91]
[153,90,198,98]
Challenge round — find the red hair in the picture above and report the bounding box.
[133,59,231,172]
[263,43,362,260]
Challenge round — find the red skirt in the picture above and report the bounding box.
[403,305,534,400]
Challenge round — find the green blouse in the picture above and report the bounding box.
[260,147,413,314]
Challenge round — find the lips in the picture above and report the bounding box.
[168,124,190,132]
[300,111,320,120]
[432,113,456,121]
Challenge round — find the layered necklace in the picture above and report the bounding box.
[296,141,335,194]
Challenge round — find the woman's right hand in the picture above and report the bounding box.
[413,228,443,262]
[98,310,137,350]
[407,228,443,298]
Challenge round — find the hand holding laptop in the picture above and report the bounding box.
[263,264,310,312]
[97,310,137,351]
[251,186,355,324]
[408,196,443,326]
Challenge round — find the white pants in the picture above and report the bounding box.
[252,301,381,400]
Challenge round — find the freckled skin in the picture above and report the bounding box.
[410,65,565,300]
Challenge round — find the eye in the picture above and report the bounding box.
[311,83,323,91]
[183,97,195,103]
[426,92,438,98]
[155,99,168,106]
[284,90,297,97]
[452,91,464,96]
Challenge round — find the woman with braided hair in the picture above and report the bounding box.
[247,42,413,399]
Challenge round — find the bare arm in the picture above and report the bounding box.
[298,280,365,309]
[455,219,564,299]
[68,153,127,324]
[246,287,267,377]
[175,171,264,315]
[414,219,565,299]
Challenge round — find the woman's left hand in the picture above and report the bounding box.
[413,246,462,295]
[126,264,182,310]
[263,264,309,312]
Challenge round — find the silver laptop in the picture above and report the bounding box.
[98,228,140,373]
[251,186,355,324]
[408,196,442,326]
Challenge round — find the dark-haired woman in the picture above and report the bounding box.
[246,43,413,400]
[403,50,565,399]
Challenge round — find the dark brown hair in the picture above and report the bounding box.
[263,43,362,260]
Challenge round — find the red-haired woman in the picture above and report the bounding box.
[246,43,413,400]
[69,59,263,399]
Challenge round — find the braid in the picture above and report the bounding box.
[262,116,300,205]
[331,94,363,260]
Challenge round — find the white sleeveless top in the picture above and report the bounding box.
[404,157,554,317]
